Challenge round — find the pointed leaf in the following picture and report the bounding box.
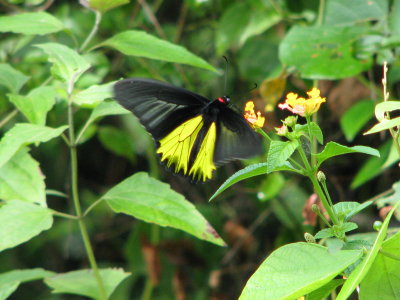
[73,81,115,106]
[279,25,371,79]
[315,141,379,168]
[336,200,400,299]
[0,282,19,300]
[0,268,55,285]
[88,101,129,124]
[0,63,29,93]
[267,140,299,172]
[340,100,375,142]
[0,200,53,252]
[324,0,388,26]
[35,43,90,84]
[374,100,400,122]
[359,231,400,299]
[364,116,400,135]
[209,162,299,201]
[80,0,129,13]
[8,86,56,125]
[0,12,64,35]
[239,243,362,300]
[102,30,217,72]
[0,148,46,206]
[102,172,225,246]
[44,268,129,299]
[0,123,67,168]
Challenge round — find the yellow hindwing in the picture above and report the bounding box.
[188,122,216,181]
[156,115,217,181]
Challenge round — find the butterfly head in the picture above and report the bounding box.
[217,96,230,105]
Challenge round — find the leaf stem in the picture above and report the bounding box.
[51,209,80,220]
[83,198,105,217]
[80,10,102,53]
[0,109,18,129]
[67,81,108,300]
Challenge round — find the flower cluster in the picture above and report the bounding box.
[244,101,265,128]
[278,88,326,117]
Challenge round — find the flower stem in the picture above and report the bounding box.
[309,175,339,226]
[80,10,102,53]
[68,83,108,300]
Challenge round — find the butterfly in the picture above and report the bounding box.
[113,78,262,181]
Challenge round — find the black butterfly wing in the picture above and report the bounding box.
[214,105,262,166]
[113,78,210,140]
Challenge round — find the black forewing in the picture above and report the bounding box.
[214,105,262,165]
[113,78,210,140]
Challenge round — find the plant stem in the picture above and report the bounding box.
[83,198,105,217]
[317,0,325,25]
[80,10,102,53]
[51,210,80,220]
[309,175,339,226]
[67,83,108,300]
[0,109,18,129]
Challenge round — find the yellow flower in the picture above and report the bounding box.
[244,101,265,128]
[278,88,326,117]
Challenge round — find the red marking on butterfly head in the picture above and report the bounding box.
[217,96,230,105]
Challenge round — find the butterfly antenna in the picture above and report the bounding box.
[223,56,229,95]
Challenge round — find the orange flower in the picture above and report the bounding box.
[244,101,265,128]
[278,88,326,117]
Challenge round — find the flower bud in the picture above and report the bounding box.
[317,171,326,182]
[304,232,316,243]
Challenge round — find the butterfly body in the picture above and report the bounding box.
[114,78,261,181]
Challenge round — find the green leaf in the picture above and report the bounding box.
[0,148,46,206]
[0,63,29,93]
[0,12,64,35]
[209,162,299,201]
[102,172,225,246]
[216,3,251,55]
[315,228,335,239]
[239,243,362,300]
[98,126,135,162]
[295,122,323,144]
[279,26,372,79]
[258,172,285,202]
[73,81,115,106]
[216,1,280,55]
[373,100,400,122]
[389,0,400,36]
[340,100,375,142]
[44,268,130,299]
[80,0,129,13]
[315,141,380,168]
[364,116,400,135]
[324,0,388,26]
[0,281,19,300]
[0,200,53,252]
[8,86,56,125]
[0,268,55,285]
[351,140,392,189]
[35,43,90,84]
[101,30,217,72]
[307,279,344,300]
[0,123,67,168]
[333,201,373,222]
[359,232,400,299]
[267,140,299,172]
[88,101,130,124]
[336,200,400,299]
[0,268,54,298]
